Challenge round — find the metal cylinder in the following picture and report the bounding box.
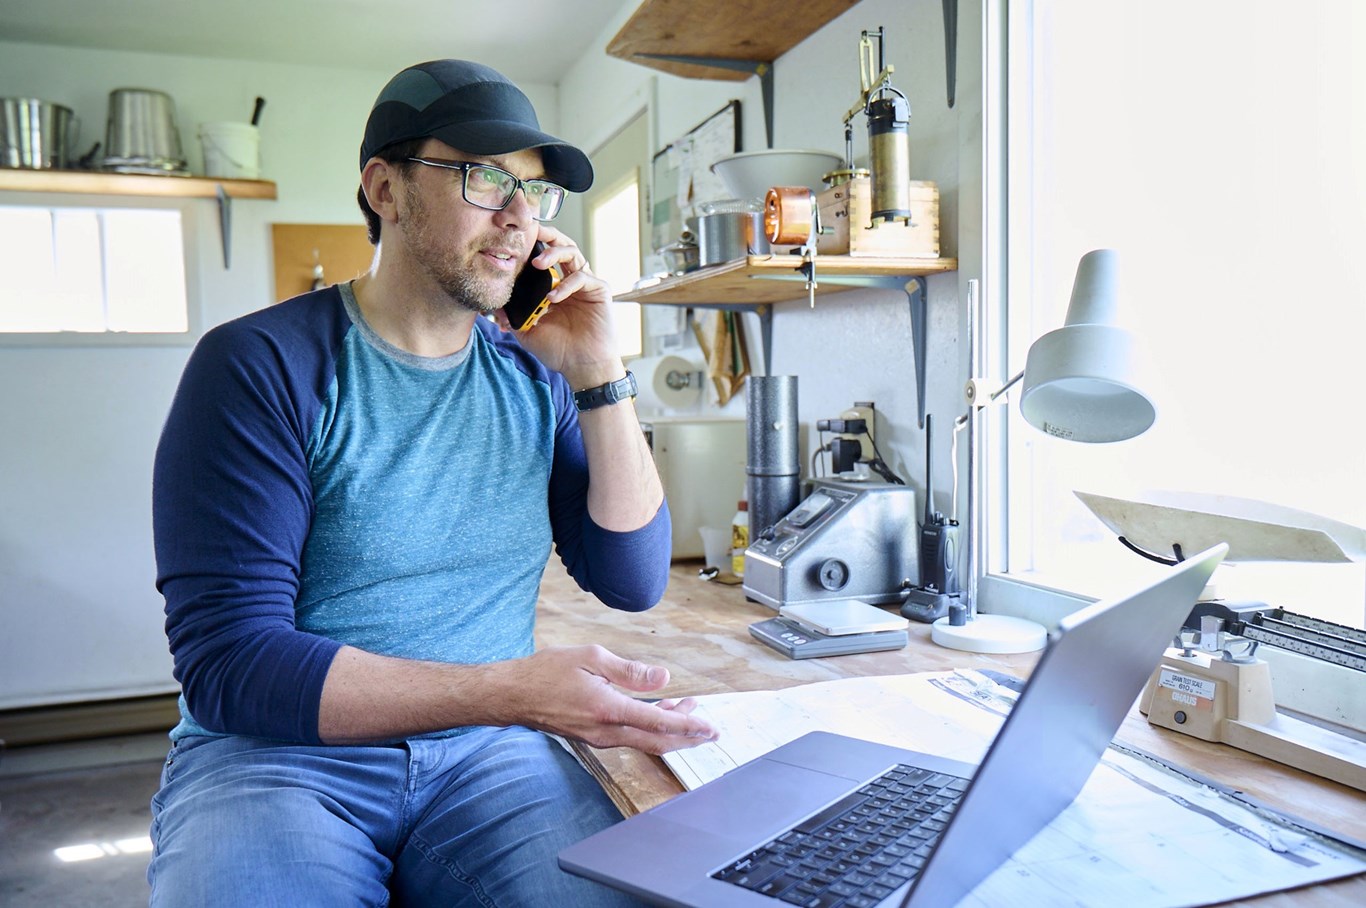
[763,186,816,245]
[102,88,187,173]
[746,375,800,535]
[0,98,76,169]
[749,476,799,543]
[868,94,912,222]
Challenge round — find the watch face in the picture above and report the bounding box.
[574,372,637,411]
[608,373,637,403]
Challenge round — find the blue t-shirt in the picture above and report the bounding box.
[153,283,670,744]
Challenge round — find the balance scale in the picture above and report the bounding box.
[1139,616,1366,792]
[1078,490,1366,792]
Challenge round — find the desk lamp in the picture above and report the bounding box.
[935,249,1157,653]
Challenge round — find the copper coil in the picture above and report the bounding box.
[764,186,816,245]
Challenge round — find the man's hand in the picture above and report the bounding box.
[492,645,719,755]
[493,225,621,385]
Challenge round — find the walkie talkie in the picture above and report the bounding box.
[902,414,962,622]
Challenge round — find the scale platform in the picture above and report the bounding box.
[750,600,909,659]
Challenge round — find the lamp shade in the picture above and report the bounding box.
[1019,250,1156,442]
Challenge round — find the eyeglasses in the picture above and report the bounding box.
[406,157,566,221]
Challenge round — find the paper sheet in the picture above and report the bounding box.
[661,671,1366,906]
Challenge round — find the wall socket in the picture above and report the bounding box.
[839,401,875,461]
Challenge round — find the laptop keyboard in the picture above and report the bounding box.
[711,763,968,908]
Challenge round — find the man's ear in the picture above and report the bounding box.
[361,158,401,224]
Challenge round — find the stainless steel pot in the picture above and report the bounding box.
[101,88,187,174]
[696,199,770,266]
[0,98,78,169]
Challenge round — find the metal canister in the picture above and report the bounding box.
[867,93,912,223]
[101,88,187,174]
[0,98,77,169]
[746,375,800,537]
[696,198,770,266]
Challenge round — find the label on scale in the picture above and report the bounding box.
[1156,669,1217,708]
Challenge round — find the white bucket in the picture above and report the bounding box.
[199,121,260,179]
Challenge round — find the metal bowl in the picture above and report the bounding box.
[710,149,844,201]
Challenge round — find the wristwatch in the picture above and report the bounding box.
[573,371,638,412]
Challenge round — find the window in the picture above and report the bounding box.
[1003,0,1365,628]
[0,204,190,337]
[587,172,644,356]
[583,111,649,359]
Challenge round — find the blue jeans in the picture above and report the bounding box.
[147,726,643,907]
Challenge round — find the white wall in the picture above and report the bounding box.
[0,39,559,707]
[559,0,981,502]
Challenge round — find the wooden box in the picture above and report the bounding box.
[814,177,940,258]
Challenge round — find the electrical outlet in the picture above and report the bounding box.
[839,401,875,461]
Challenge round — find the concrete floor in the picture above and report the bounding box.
[0,733,168,908]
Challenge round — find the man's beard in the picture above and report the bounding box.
[401,185,513,314]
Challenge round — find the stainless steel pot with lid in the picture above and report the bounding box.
[0,98,78,169]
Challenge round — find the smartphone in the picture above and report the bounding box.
[504,241,561,331]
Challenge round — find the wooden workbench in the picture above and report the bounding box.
[534,559,1364,907]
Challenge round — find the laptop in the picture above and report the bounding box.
[559,543,1228,907]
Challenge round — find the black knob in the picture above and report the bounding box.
[818,559,850,592]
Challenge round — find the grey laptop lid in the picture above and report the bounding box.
[559,544,1229,907]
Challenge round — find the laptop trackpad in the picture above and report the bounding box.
[651,758,857,835]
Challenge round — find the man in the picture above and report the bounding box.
[148,59,716,906]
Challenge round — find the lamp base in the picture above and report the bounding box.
[930,613,1048,654]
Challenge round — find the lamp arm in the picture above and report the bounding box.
[956,357,1021,606]
[989,369,1025,404]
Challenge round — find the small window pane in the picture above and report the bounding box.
[103,210,188,333]
[52,210,104,332]
[0,208,58,332]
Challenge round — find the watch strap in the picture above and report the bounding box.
[573,371,638,412]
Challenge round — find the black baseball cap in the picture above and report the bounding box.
[359,59,593,192]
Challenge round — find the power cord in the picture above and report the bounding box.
[812,434,830,478]
[862,429,905,485]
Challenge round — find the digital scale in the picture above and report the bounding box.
[749,599,909,660]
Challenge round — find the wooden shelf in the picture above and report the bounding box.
[618,254,957,306]
[607,0,861,80]
[0,168,277,200]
